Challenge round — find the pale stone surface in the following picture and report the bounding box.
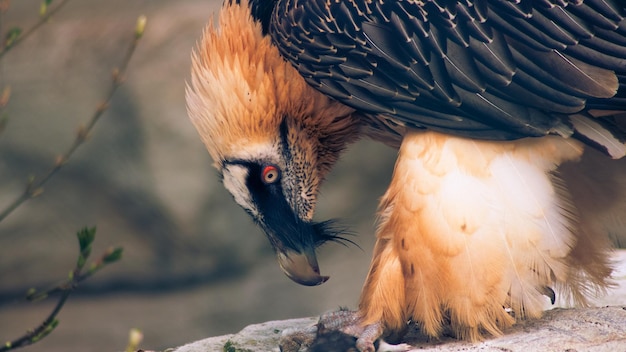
[172,307,626,352]
[174,318,315,352]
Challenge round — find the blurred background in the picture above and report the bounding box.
[0,1,624,352]
[0,1,397,351]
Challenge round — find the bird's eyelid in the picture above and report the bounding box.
[261,164,281,184]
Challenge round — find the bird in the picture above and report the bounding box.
[185,0,626,350]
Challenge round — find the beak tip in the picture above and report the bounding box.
[294,274,330,286]
[277,249,329,286]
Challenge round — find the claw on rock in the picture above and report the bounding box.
[280,309,412,352]
[317,310,384,351]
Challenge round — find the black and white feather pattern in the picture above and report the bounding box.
[251,0,626,158]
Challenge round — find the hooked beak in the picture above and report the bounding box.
[277,247,329,286]
[259,216,341,286]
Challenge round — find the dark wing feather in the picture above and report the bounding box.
[269,0,626,157]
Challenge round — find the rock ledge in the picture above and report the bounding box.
[172,306,626,352]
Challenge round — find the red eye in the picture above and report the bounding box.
[261,165,280,184]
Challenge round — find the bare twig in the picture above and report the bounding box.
[0,85,9,134]
[0,0,72,59]
[0,15,147,223]
[0,227,123,352]
[0,0,11,135]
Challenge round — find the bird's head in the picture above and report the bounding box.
[186,1,360,286]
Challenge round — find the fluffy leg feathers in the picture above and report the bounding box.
[358,131,613,341]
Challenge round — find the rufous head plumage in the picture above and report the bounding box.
[185,0,360,286]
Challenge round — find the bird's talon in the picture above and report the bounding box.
[311,309,390,351]
[355,339,376,352]
[317,309,361,333]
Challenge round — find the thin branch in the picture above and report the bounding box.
[0,1,11,136]
[0,16,146,223]
[0,228,123,352]
[26,246,123,301]
[0,283,71,352]
[0,0,72,59]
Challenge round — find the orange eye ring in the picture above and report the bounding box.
[261,165,280,184]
